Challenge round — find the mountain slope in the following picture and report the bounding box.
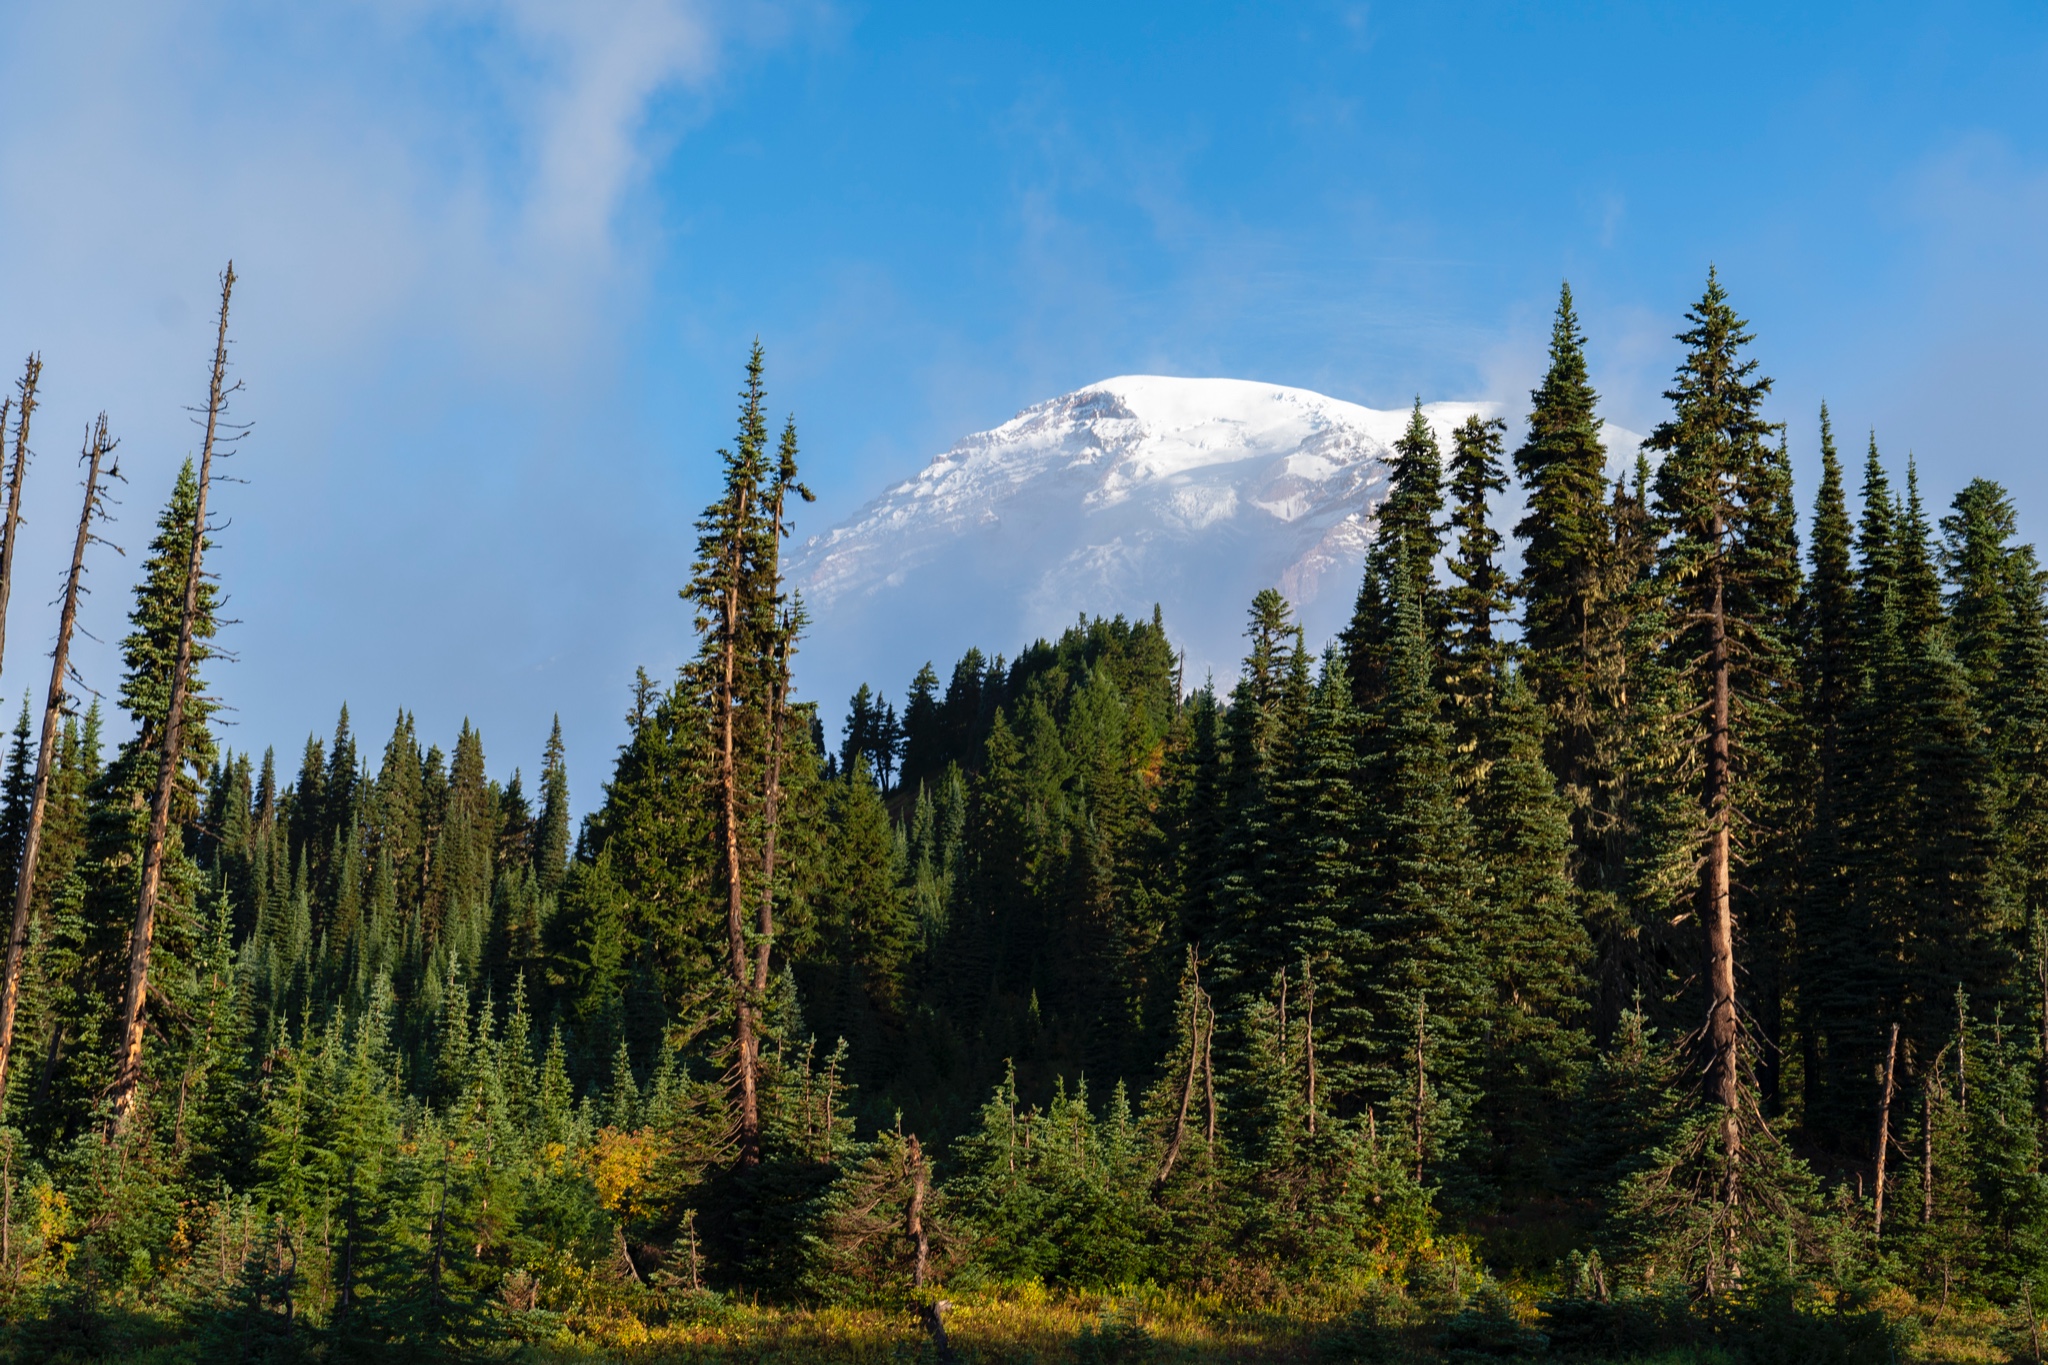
[789,375,1604,711]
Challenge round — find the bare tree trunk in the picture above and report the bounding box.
[0,355,42,677]
[0,417,111,1106]
[1702,552,1741,1271]
[111,265,235,1122]
[1957,993,1968,1113]
[906,1134,930,1288]
[1155,965,1203,1189]
[1874,1022,1899,1238]
[907,1131,954,1364]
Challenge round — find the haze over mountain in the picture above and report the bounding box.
[791,375,1643,712]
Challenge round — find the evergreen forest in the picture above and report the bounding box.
[0,267,2045,1362]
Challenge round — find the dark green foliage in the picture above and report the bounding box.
[1445,413,1512,711]
[13,314,2048,1361]
[1357,554,1483,1163]
[533,716,570,895]
[839,683,899,787]
[1510,286,1642,1030]
[946,1072,1152,1288]
[1438,1287,1547,1360]
[1538,1289,1903,1363]
[0,699,31,904]
[804,761,912,1054]
[1466,667,1590,1200]
[1346,399,1448,708]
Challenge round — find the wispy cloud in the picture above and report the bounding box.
[0,0,798,795]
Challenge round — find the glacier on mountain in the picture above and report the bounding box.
[787,375,1601,713]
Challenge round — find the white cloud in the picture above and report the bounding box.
[0,0,795,801]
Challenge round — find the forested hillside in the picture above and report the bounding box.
[0,269,2042,1362]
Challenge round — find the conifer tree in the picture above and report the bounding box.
[1467,667,1591,1198]
[1347,400,1446,707]
[1897,562,2008,1044]
[1641,268,1789,1273]
[814,760,912,1037]
[1514,284,1624,898]
[113,264,237,1121]
[899,663,944,794]
[1796,407,1858,1129]
[751,412,813,1090]
[533,717,570,896]
[839,685,876,782]
[1809,438,1912,1144]
[1273,652,1367,1109]
[681,343,807,1166]
[1939,480,2048,978]
[1358,551,1482,1158]
[1444,413,1512,718]
[1212,589,1309,994]
[0,701,32,907]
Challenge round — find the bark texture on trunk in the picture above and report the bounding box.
[0,417,112,1104]
[0,354,42,679]
[1874,1022,1899,1238]
[1698,536,1742,1296]
[111,265,234,1122]
[1155,969,1205,1190]
[906,1134,930,1288]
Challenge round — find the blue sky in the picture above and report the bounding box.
[0,2,2043,808]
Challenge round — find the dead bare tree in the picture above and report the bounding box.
[110,263,238,1123]
[1155,953,1209,1190]
[0,355,43,678]
[1873,1022,1899,1238]
[906,1135,955,1363]
[0,415,117,1105]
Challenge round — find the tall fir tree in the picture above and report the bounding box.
[0,698,33,905]
[1511,284,1638,1027]
[1358,550,1482,1170]
[1642,268,1795,1271]
[1796,405,1864,1137]
[1444,413,1512,721]
[1346,400,1447,709]
[533,716,570,896]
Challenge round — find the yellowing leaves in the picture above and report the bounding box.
[584,1126,659,1222]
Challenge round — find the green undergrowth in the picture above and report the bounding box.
[6,1276,2008,1365]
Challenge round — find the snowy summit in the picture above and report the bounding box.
[790,375,1496,703]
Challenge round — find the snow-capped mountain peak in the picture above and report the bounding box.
[798,373,1489,618]
[788,375,1609,709]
